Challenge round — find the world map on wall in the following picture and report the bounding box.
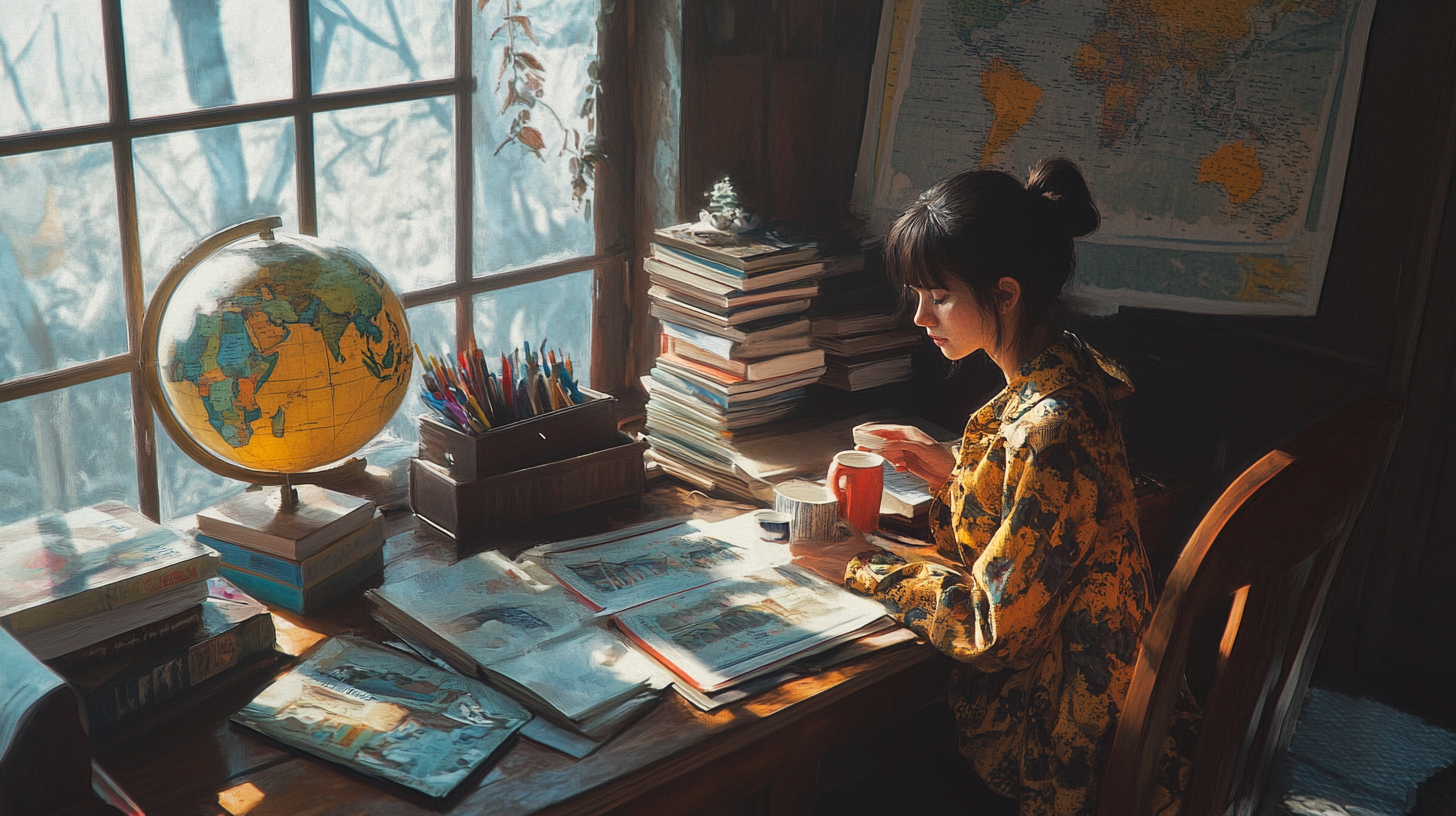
[853,0,1377,315]
[155,234,412,475]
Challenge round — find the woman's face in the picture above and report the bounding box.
[911,277,998,360]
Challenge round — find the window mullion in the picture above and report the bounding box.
[291,0,318,236]
[101,0,160,520]
[454,0,474,354]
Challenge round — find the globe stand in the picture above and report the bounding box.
[139,215,412,556]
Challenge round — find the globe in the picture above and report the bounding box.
[143,217,413,484]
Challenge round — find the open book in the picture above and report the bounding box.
[535,519,893,693]
[367,552,661,743]
[369,515,895,740]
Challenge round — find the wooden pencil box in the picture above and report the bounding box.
[409,433,648,539]
[417,387,620,481]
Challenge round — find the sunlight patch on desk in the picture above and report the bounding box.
[269,613,328,657]
[218,781,266,815]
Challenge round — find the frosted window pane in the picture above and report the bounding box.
[0,144,127,381]
[311,0,453,94]
[123,0,292,120]
[373,300,453,450]
[0,375,138,527]
[157,424,240,523]
[472,0,598,275]
[0,2,109,135]
[133,119,298,301]
[473,271,593,388]
[315,100,454,291]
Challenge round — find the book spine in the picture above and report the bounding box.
[83,611,276,733]
[652,242,749,275]
[218,566,306,610]
[297,516,384,585]
[220,546,383,615]
[3,553,220,635]
[199,534,304,584]
[649,367,729,409]
[199,516,383,588]
[45,604,205,671]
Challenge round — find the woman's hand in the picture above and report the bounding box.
[857,424,956,488]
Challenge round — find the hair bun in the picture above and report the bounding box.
[1027,157,1100,239]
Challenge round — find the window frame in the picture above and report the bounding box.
[0,0,633,520]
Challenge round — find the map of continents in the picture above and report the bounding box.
[857,0,1375,314]
[162,246,410,474]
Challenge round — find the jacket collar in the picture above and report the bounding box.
[998,333,1133,424]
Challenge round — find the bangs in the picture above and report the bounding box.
[883,204,961,292]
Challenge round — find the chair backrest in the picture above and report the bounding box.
[1097,395,1401,816]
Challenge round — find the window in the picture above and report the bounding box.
[0,0,616,524]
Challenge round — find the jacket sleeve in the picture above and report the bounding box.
[845,441,1101,671]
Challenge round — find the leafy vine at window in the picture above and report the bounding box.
[481,0,602,219]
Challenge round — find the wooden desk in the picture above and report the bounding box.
[93,484,949,816]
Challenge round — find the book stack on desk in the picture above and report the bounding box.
[643,224,829,497]
[0,502,277,736]
[194,486,385,615]
[808,249,918,392]
[57,576,277,737]
[0,502,220,662]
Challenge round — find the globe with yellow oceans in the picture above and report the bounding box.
[146,221,412,479]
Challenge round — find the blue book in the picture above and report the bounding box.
[219,545,384,614]
[649,366,809,411]
[195,515,383,588]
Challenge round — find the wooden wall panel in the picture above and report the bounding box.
[679,0,881,232]
[700,54,769,216]
[768,59,831,225]
[778,0,827,57]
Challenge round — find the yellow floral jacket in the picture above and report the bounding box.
[846,335,1192,815]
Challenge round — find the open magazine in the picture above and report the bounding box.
[367,514,894,742]
[232,636,529,797]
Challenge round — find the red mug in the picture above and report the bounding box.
[828,450,884,533]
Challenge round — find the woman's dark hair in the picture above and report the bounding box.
[883,157,1100,351]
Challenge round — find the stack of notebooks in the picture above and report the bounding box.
[643,223,828,498]
[195,485,385,615]
[0,502,276,735]
[809,248,918,392]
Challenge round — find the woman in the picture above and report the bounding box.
[848,158,1193,815]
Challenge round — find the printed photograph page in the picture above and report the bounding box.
[613,565,889,692]
[368,551,592,669]
[538,520,787,614]
[232,636,530,798]
[486,625,667,723]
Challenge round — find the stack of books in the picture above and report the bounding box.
[809,249,918,392]
[0,502,277,735]
[195,485,385,614]
[643,224,828,498]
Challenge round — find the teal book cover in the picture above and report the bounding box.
[232,635,530,797]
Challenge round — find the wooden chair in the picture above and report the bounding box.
[1098,395,1401,816]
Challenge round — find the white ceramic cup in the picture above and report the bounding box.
[852,423,893,452]
[773,480,849,542]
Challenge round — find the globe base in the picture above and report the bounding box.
[195,484,377,562]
